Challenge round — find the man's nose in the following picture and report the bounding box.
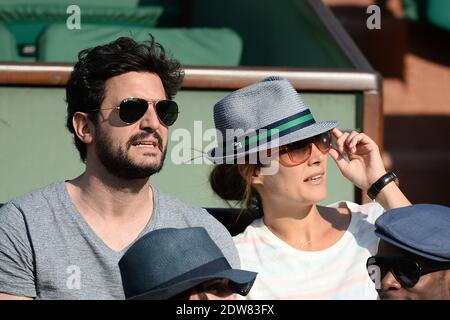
[139,102,161,130]
[381,271,402,290]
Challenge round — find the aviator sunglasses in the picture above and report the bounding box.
[88,97,179,126]
[367,256,450,288]
[275,130,332,166]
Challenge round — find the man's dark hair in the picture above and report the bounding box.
[66,35,184,162]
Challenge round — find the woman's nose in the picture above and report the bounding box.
[307,142,325,165]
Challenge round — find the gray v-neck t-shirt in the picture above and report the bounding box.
[0,181,239,299]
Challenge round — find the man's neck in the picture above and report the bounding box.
[65,171,154,252]
[67,170,153,220]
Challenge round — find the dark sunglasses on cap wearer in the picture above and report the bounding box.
[274,130,332,167]
[87,97,179,126]
[366,256,450,289]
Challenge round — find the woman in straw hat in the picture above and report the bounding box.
[207,76,410,299]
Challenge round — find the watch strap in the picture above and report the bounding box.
[367,171,398,200]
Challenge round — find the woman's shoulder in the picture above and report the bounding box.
[233,217,265,244]
[327,200,385,224]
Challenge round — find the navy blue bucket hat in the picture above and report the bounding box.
[118,227,257,299]
[375,204,450,262]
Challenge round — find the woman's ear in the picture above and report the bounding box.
[238,164,263,187]
[72,112,94,144]
[251,168,264,187]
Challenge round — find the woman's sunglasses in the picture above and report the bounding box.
[367,256,450,288]
[88,97,179,126]
[276,130,332,166]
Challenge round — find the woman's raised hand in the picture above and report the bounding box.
[328,128,386,191]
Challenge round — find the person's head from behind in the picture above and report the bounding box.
[66,35,184,180]
[118,227,257,300]
[208,76,337,210]
[367,204,450,300]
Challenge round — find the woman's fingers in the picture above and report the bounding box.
[331,127,343,138]
[328,148,347,173]
[333,129,360,154]
[349,133,377,154]
[332,128,378,155]
[346,131,359,153]
[335,131,350,154]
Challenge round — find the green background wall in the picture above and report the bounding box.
[0,87,358,206]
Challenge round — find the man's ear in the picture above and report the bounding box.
[72,112,94,144]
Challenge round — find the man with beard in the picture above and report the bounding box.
[367,204,450,300]
[0,36,239,300]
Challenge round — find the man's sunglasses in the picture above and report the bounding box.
[277,130,332,166]
[367,256,450,288]
[88,97,179,126]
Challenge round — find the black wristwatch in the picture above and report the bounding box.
[367,171,399,200]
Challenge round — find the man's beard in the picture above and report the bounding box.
[95,129,166,180]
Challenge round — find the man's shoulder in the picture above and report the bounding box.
[0,182,66,251]
[1,181,66,217]
[152,188,240,268]
[155,188,208,215]
[153,188,226,230]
